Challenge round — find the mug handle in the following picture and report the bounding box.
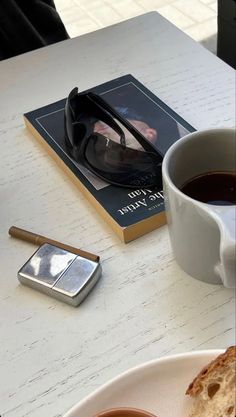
[211,206,236,288]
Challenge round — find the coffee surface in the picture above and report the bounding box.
[180,171,236,205]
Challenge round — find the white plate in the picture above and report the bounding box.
[64,350,222,417]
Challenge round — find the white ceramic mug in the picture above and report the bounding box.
[162,128,236,287]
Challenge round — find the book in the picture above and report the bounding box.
[24,74,195,242]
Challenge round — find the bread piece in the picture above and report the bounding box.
[186,346,236,417]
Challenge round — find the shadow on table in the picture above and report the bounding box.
[200,34,217,55]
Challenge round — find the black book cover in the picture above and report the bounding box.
[24,74,195,242]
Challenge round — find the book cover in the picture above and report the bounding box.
[24,74,195,242]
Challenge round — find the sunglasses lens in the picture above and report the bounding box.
[84,133,162,188]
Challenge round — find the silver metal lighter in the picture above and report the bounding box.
[18,243,102,306]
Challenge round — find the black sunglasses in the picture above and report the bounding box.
[64,87,163,189]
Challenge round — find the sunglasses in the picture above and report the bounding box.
[64,87,163,189]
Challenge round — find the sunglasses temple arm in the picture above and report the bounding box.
[86,95,126,147]
[66,89,126,147]
[89,92,159,155]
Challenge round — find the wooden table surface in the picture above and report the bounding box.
[0,12,235,417]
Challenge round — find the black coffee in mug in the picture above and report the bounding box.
[180,171,236,205]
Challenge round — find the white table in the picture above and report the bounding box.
[0,12,235,417]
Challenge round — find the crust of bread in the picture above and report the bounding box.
[186,346,236,397]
